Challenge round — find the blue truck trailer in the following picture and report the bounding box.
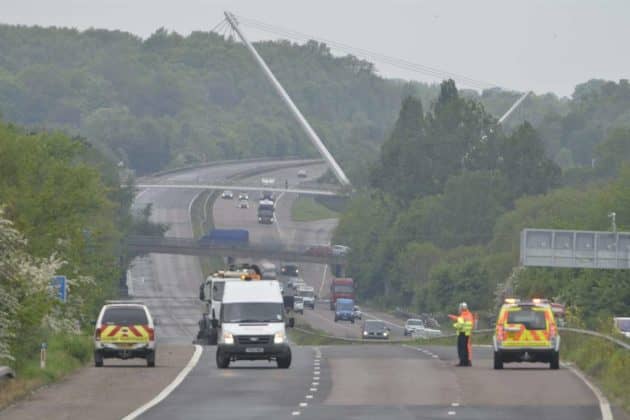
[199,229,249,246]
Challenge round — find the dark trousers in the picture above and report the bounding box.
[457,333,470,365]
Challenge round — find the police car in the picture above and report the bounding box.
[93,301,157,367]
[493,298,560,370]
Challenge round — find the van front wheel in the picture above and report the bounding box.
[216,348,230,369]
[277,349,292,369]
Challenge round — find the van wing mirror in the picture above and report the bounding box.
[199,283,205,301]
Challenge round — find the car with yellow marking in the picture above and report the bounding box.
[93,301,156,367]
[493,298,560,370]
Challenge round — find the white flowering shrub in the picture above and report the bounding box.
[0,209,90,363]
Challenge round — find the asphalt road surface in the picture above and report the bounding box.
[1,161,617,420]
[135,162,608,420]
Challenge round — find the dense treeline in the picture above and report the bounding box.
[0,120,162,366]
[0,23,598,182]
[335,80,630,327]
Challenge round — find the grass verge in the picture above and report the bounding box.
[291,196,339,222]
[190,189,224,277]
[0,333,92,410]
[288,318,356,346]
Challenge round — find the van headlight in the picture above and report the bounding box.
[223,332,234,345]
[274,332,286,344]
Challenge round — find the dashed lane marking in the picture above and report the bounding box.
[292,411,301,416]
[448,411,456,416]
[299,403,308,408]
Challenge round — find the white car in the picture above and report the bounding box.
[293,296,304,314]
[297,169,308,178]
[93,301,156,367]
[614,317,630,338]
[238,193,249,201]
[237,199,249,209]
[404,318,442,338]
[332,244,351,256]
[261,177,276,186]
[221,190,234,199]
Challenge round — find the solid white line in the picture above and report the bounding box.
[121,345,203,420]
[318,264,328,298]
[564,363,613,420]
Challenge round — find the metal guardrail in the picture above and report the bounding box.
[0,366,15,380]
[559,327,630,350]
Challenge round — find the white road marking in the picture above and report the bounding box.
[564,363,613,420]
[312,382,319,386]
[451,402,460,407]
[310,387,317,392]
[292,411,301,416]
[306,395,313,399]
[448,411,456,415]
[318,264,328,298]
[299,402,308,407]
[121,345,203,420]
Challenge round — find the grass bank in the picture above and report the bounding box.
[288,318,355,346]
[190,189,224,277]
[291,196,339,222]
[0,333,92,410]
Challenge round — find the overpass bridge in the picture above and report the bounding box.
[127,235,348,265]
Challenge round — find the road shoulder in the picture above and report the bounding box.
[0,344,194,420]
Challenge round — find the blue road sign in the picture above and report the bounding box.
[51,275,67,302]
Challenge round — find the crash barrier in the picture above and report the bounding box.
[141,156,321,179]
[292,327,412,344]
[558,327,630,351]
[0,366,15,380]
[293,325,630,351]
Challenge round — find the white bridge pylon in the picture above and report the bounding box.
[135,183,348,197]
[224,11,351,188]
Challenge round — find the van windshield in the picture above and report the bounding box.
[222,302,284,323]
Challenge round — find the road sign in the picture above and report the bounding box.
[521,228,630,269]
[51,275,67,302]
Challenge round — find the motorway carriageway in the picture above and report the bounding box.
[0,160,621,420]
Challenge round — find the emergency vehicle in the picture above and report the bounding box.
[493,298,560,370]
[93,301,156,367]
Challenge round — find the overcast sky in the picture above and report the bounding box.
[2,0,628,97]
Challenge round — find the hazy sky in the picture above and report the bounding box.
[2,0,628,97]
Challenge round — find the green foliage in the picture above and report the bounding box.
[291,196,339,222]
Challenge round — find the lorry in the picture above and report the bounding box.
[214,280,293,368]
[197,269,253,344]
[329,277,354,310]
[199,229,249,246]
[257,200,275,224]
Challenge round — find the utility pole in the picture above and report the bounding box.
[224,12,351,187]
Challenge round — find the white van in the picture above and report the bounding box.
[214,281,292,369]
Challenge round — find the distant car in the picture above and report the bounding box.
[280,264,299,277]
[297,169,308,178]
[221,190,234,199]
[93,301,156,367]
[238,193,249,201]
[362,320,390,339]
[614,317,630,338]
[288,277,305,290]
[334,298,355,323]
[261,177,275,186]
[237,199,249,209]
[353,305,362,320]
[404,319,425,336]
[332,245,351,256]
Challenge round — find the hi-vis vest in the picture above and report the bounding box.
[453,311,474,336]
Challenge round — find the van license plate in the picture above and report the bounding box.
[245,347,264,353]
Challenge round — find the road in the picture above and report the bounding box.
[138,162,608,420]
[0,160,617,420]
